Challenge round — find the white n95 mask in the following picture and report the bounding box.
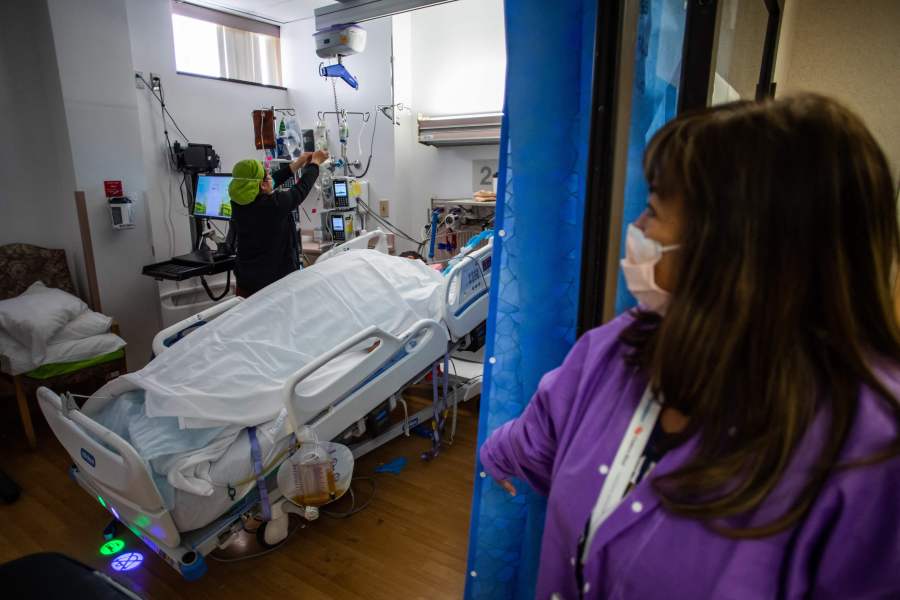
[620,224,680,313]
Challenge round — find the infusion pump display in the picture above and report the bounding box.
[332,177,368,209]
[331,212,355,242]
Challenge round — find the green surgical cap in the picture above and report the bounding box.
[228,159,265,205]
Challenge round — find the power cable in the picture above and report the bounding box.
[137,74,190,142]
[357,199,423,244]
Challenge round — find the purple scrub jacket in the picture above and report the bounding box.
[481,313,900,599]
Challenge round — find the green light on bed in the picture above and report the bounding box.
[97,495,106,508]
[100,539,125,556]
[135,515,151,528]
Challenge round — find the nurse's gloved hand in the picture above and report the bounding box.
[290,153,313,172]
[311,150,329,165]
[497,479,517,496]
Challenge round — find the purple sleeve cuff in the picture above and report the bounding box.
[479,421,517,481]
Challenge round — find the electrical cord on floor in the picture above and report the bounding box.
[322,476,377,519]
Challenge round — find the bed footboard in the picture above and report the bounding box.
[36,387,181,547]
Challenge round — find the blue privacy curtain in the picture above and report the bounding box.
[615,0,687,313]
[464,1,598,598]
[466,0,688,597]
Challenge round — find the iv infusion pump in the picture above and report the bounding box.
[332,177,368,209]
[330,212,355,242]
[326,177,368,243]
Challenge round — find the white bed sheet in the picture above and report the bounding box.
[123,250,445,429]
[89,346,372,499]
[170,426,294,532]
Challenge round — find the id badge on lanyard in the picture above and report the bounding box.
[581,384,661,563]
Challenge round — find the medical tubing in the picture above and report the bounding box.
[350,104,379,178]
[356,199,422,244]
[322,476,377,518]
[230,440,299,488]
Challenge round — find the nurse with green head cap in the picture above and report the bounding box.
[228,149,328,297]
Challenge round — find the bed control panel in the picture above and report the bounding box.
[445,242,492,341]
[449,246,492,315]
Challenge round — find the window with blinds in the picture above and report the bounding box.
[170,1,283,88]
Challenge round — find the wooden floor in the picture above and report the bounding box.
[0,388,478,599]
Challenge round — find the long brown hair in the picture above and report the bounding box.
[621,93,900,537]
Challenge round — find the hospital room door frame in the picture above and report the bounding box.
[577,0,784,332]
[577,0,633,334]
[678,0,783,111]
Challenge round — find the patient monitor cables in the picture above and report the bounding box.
[356,199,423,246]
[136,74,190,155]
[137,73,192,257]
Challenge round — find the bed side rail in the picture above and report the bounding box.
[316,229,389,263]
[281,319,445,431]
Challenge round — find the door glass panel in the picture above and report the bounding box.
[711,0,770,104]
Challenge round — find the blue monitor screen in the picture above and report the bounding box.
[334,181,348,198]
[193,175,233,220]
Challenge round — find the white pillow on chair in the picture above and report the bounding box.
[52,311,113,342]
[0,281,88,363]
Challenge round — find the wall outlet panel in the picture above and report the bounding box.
[379,200,389,217]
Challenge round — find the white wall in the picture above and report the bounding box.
[281,16,397,231]
[393,0,506,249]
[775,0,900,178]
[45,0,163,367]
[126,0,289,266]
[0,0,83,293]
[281,0,506,252]
[407,0,506,116]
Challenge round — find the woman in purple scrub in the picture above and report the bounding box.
[481,93,900,599]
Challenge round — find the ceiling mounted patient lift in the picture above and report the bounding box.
[315,23,367,90]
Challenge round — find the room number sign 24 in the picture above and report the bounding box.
[472,159,499,192]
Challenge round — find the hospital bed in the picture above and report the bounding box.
[36,230,492,579]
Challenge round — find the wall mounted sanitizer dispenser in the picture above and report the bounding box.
[108,196,135,230]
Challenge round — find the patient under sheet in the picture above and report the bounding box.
[123,250,445,429]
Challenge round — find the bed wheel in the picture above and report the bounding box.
[103,519,117,540]
[256,515,289,549]
[179,551,207,581]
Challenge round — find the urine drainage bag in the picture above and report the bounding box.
[278,439,354,508]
